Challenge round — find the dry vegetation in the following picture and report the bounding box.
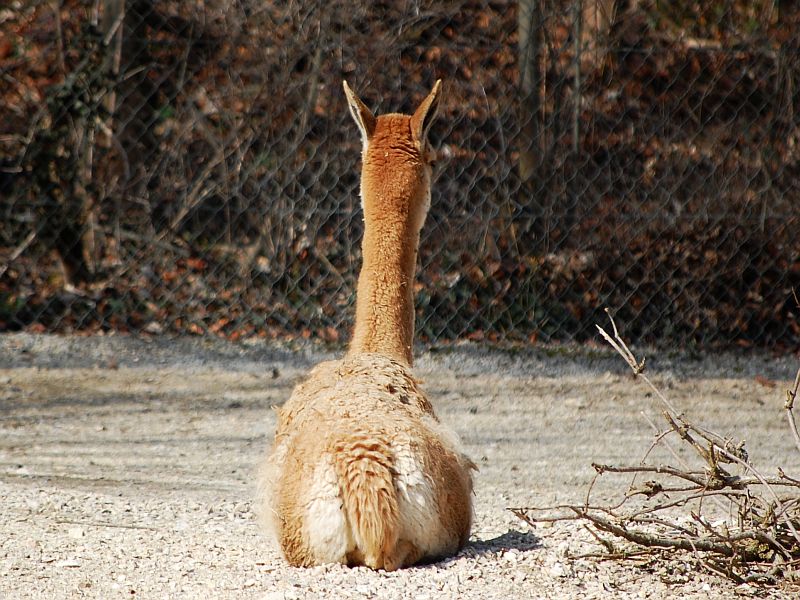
[513,311,800,586]
[1,1,799,348]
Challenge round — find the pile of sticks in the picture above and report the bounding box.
[512,310,800,584]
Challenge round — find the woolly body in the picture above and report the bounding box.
[263,354,474,570]
[261,80,475,570]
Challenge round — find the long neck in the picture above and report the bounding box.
[348,197,420,367]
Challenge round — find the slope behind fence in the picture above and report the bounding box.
[1,0,798,347]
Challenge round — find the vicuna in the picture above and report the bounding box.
[261,79,475,570]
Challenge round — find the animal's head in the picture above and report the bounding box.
[343,80,442,235]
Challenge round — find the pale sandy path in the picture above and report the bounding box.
[1,334,798,599]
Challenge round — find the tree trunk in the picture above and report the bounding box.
[517,0,544,184]
[580,0,617,72]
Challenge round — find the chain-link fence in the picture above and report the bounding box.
[2,0,799,348]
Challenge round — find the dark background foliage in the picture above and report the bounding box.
[1,0,798,348]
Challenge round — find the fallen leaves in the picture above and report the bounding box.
[0,1,798,348]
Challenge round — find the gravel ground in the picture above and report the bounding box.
[1,333,799,599]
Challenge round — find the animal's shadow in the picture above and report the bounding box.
[414,529,540,569]
[468,529,541,556]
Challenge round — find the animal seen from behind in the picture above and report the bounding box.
[260,79,475,571]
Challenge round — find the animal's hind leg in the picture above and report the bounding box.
[382,540,422,571]
[304,456,352,564]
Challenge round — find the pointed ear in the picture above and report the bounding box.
[410,79,442,143]
[343,80,376,145]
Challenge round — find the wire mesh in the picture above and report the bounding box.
[1,0,799,348]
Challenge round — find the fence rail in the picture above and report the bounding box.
[2,0,799,348]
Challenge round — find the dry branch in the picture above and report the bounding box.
[786,365,800,456]
[512,311,800,584]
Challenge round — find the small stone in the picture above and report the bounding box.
[56,559,81,568]
[504,549,520,562]
[67,526,84,539]
[144,321,164,334]
[174,520,189,531]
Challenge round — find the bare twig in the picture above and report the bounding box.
[512,311,800,584]
[595,309,680,417]
[582,523,615,553]
[708,441,800,547]
[0,230,37,279]
[593,462,709,488]
[55,518,160,531]
[785,365,800,455]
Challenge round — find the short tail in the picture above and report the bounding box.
[331,433,400,569]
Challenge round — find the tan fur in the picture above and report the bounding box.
[347,81,440,367]
[261,81,474,571]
